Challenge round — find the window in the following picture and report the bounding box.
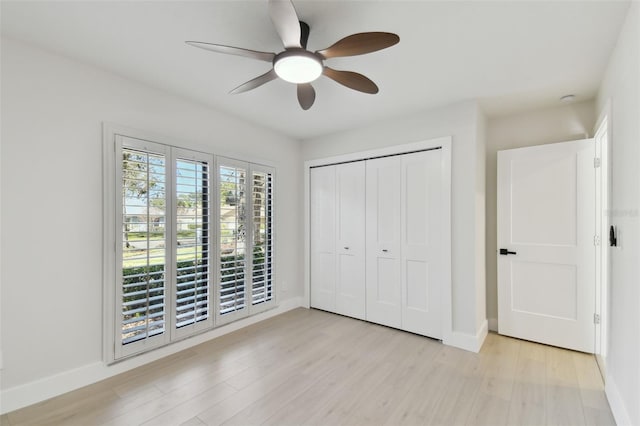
[218,160,247,320]
[172,149,213,340]
[174,157,210,329]
[251,167,274,306]
[105,129,274,362]
[217,159,274,325]
[120,145,168,349]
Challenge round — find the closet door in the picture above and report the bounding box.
[310,166,337,312]
[401,150,442,338]
[335,162,366,319]
[366,156,402,328]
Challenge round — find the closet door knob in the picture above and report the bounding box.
[382,249,388,252]
[344,246,349,250]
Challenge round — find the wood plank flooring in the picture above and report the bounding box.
[1,308,615,426]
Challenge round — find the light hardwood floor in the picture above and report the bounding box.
[1,308,615,426]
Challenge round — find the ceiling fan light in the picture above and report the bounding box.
[274,52,323,84]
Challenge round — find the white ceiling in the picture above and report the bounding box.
[0,1,630,140]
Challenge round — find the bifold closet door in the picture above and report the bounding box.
[310,163,366,319]
[366,150,443,338]
[401,150,442,338]
[310,165,337,312]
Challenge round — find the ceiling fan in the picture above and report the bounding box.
[186,0,399,110]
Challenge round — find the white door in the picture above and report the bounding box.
[366,156,402,328]
[310,163,366,318]
[366,150,443,337]
[310,165,337,312]
[401,150,442,338]
[497,139,595,353]
[335,162,366,319]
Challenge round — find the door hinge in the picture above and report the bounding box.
[594,235,601,246]
[594,158,601,168]
[594,313,601,324]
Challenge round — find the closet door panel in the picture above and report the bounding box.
[310,166,336,312]
[335,162,366,319]
[406,260,429,311]
[336,255,364,318]
[366,157,402,328]
[401,150,442,338]
[375,257,401,304]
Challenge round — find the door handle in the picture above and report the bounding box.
[344,246,349,250]
[499,248,517,255]
[609,225,617,247]
[382,249,388,252]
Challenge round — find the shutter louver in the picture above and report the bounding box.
[175,159,210,328]
[121,148,166,345]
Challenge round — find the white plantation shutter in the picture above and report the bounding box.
[108,127,275,361]
[218,160,248,321]
[173,149,214,338]
[218,160,275,323]
[251,168,274,307]
[117,137,170,358]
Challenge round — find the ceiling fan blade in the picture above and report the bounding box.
[323,67,379,94]
[316,32,400,59]
[268,0,302,48]
[186,41,275,62]
[297,83,316,110]
[230,69,278,94]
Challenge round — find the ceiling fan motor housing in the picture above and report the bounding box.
[273,48,324,83]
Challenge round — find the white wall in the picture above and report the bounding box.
[302,101,487,343]
[485,101,596,329]
[0,37,303,412]
[596,3,640,425]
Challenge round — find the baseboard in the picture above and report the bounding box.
[444,319,488,353]
[0,296,304,414]
[488,317,498,332]
[605,373,634,426]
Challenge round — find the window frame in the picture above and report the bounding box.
[103,124,275,364]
